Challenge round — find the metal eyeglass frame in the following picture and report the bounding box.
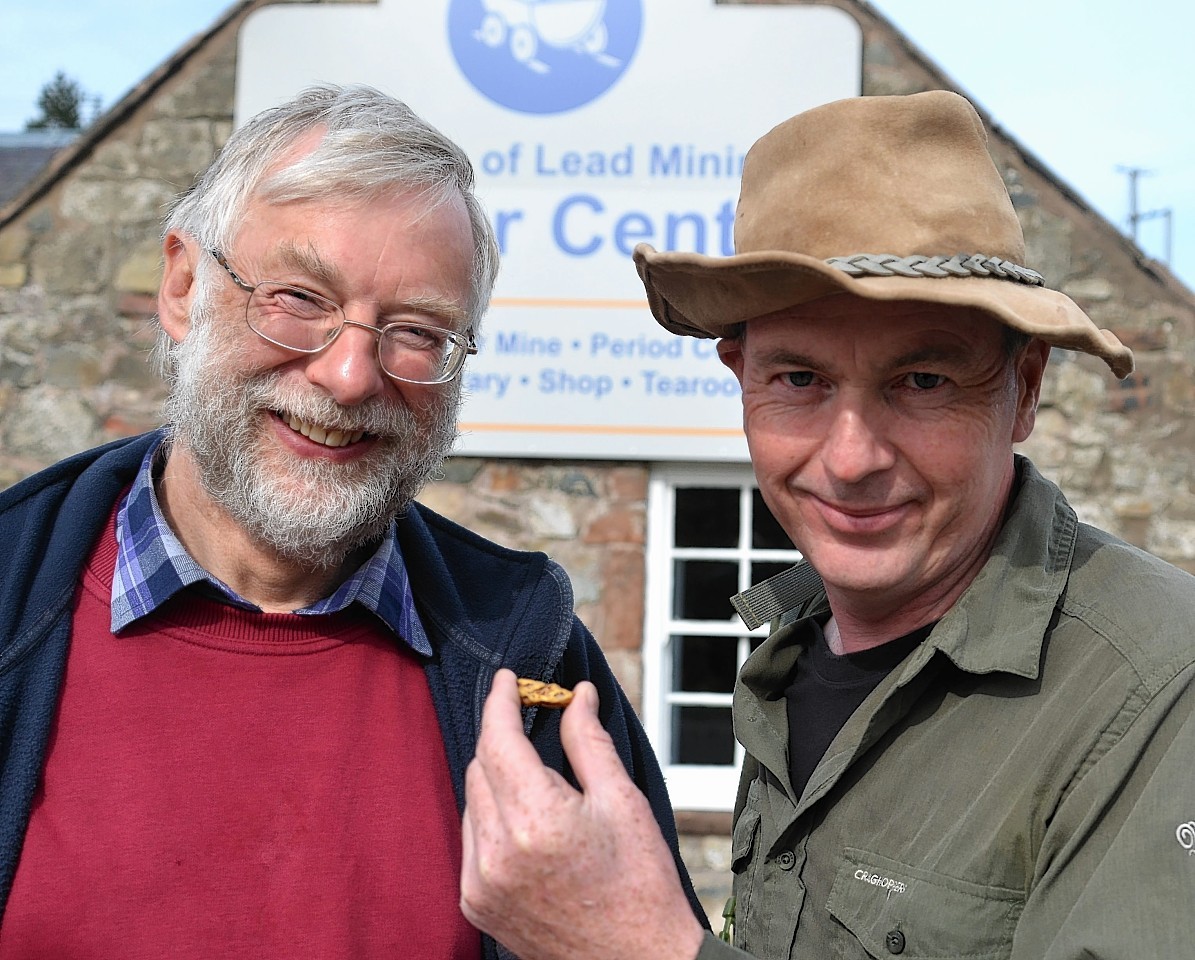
[207,249,477,385]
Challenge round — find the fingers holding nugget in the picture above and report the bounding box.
[516,677,575,709]
[462,670,705,960]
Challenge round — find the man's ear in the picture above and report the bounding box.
[158,231,197,344]
[716,336,746,385]
[1012,338,1051,443]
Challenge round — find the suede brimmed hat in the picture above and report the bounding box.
[632,90,1134,378]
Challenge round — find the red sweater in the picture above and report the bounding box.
[0,514,480,959]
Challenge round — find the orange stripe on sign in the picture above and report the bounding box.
[489,297,649,310]
[460,422,743,437]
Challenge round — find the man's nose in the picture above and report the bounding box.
[820,403,896,484]
[301,314,390,406]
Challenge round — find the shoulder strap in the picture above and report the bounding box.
[729,560,824,630]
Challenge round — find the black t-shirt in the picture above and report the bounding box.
[785,619,932,799]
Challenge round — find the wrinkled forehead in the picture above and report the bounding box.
[747,294,998,332]
[740,295,1018,359]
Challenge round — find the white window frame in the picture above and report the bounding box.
[642,463,802,812]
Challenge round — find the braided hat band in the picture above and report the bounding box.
[827,253,1044,286]
[633,91,1134,378]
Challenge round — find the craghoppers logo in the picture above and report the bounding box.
[854,869,907,894]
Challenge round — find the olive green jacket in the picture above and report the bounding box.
[698,457,1195,960]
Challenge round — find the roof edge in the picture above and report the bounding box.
[0,0,255,232]
[853,0,1194,304]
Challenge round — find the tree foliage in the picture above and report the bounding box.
[25,71,100,130]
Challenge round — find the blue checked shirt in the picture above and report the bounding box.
[109,440,432,656]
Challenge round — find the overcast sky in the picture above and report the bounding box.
[1,0,1189,286]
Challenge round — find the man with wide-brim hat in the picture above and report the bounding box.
[634,90,1133,378]
[460,91,1195,960]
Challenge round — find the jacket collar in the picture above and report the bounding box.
[394,502,569,671]
[925,456,1076,680]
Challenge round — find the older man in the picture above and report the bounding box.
[0,84,702,958]
[461,91,1195,960]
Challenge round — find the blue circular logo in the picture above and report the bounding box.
[448,0,643,115]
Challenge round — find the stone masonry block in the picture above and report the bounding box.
[606,465,649,501]
[61,180,178,226]
[138,119,222,178]
[0,264,27,288]
[597,548,646,650]
[582,503,645,545]
[117,292,160,319]
[116,242,165,295]
[6,386,102,462]
[0,223,30,263]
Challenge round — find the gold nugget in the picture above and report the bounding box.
[517,677,575,709]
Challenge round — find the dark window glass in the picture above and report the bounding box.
[672,706,735,764]
[672,634,737,693]
[673,559,737,620]
[675,487,739,547]
[751,560,793,586]
[751,490,793,549]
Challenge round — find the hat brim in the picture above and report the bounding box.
[634,245,1134,378]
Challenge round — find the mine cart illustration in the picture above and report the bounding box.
[477,0,619,70]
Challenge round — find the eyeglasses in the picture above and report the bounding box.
[208,249,477,385]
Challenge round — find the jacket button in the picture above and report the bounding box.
[776,850,795,870]
[885,929,906,954]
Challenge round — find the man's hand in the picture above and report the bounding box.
[461,669,706,960]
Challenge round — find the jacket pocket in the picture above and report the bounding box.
[826,847,1023,960]
[729,784,763,952]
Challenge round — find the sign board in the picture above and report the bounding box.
[236,0,862,460]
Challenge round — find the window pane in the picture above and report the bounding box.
[672,706,735,764]
[751,560,793,586]
[673,559,737,620]
[751,490,793,549]
[675,487,739,547]
[672,634,737,693]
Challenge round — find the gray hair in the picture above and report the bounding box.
[163,83,499,332]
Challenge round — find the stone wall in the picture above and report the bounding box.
[0,15,238,486]
[2,0,1194,927]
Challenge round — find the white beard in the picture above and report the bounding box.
[162,300,460,570]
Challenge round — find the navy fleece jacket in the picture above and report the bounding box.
[0,431,706,957]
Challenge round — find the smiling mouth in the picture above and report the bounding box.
[810,495,910,534]
[279,412,368,448]
[828,502,895,518]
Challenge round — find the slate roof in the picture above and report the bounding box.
[0,130,78,206]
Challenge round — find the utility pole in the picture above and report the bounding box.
[1117,165,1173,264]
[1116,165,1149,241]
